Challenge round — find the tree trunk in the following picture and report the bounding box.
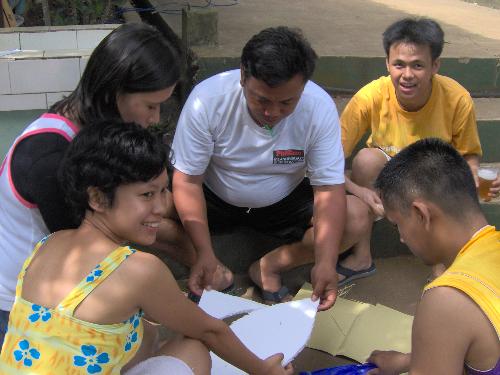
[41,0,50,26]
[70,0,77,24]
[129,0,198,104]
[102,0,112,22]
[0,0,4,28]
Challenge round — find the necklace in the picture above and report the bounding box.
[263,124,274,136]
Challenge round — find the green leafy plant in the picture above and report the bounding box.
[39,0,123,26]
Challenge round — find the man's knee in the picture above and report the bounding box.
[346,195,373,233]
[351,148,388,188]
[340,196,373,252]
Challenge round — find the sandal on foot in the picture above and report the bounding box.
[337,263,376,287]
[260,285,292,305]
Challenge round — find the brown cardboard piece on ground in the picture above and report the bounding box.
[294,283,413,364]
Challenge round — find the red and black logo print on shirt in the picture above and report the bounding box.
[273,149,305,164]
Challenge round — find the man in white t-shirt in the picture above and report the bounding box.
[172,27,374,310]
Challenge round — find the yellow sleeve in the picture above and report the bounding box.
[340,94,372,159]
[451,94,482,157]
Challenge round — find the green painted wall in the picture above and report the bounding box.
[196,56,500,95]
[0,110,44,158]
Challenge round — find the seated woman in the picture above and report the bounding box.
[0,121,292,375]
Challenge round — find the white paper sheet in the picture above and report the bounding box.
[198,289,266,319]
[210,298,319,374]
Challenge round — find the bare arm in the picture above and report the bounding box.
[367,351,410,375]
[409,287,481,374]
[311,184,346,310]
[368,287,476,375]
[135,254,291,375]
[344,174,384,217]
[464,154,480,187]
[172,168,219,294]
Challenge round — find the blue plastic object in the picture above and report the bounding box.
[299,363,377,375]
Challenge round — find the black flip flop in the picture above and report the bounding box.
[337,263,376,287]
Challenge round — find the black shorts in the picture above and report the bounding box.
[204,178,313,243]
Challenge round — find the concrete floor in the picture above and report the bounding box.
[153,0,500,58]
[293,255,429,372]
[156,221,430,373]
[166,251,429,373]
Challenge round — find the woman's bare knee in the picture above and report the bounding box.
[157,336,211,375]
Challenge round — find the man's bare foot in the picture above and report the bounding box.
[211,263,234,291]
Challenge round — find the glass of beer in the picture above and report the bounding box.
[478,167,498,202]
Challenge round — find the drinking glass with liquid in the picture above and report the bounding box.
[478,167,498,202]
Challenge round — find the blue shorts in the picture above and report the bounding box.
[0,309,9,352]
[204,177,314,243]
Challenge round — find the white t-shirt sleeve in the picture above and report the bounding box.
[171,88,214,176]
[305,95,345,186]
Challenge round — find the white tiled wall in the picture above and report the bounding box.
[20,30,78,50]
[0,61,10,94]
[0,93,47,111]
[0,32,20,51]
[47,91,71,108]
[9,58,80,94]
[76,29,113,49]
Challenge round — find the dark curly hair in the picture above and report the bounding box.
[241,26,317,87]
[59,121,170,224]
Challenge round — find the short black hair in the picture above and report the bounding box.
[383,18,444,61]
[241,26,317,87]
[51,23,180,128]
[375,138,480,218]
[60,121,170,224]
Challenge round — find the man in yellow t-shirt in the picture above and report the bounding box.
[338,18,499,280]
[367,138,499,375]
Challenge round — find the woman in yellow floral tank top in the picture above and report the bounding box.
[0,122,292,375]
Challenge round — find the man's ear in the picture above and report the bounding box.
[412,200,432,231]
[240,64,246,87]
[87,187,108,212]
[432,57,441,75]
[385,57,390,73]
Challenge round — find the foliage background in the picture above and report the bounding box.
[25,0,124,26]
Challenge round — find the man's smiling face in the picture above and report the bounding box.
[386,42,440,112]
